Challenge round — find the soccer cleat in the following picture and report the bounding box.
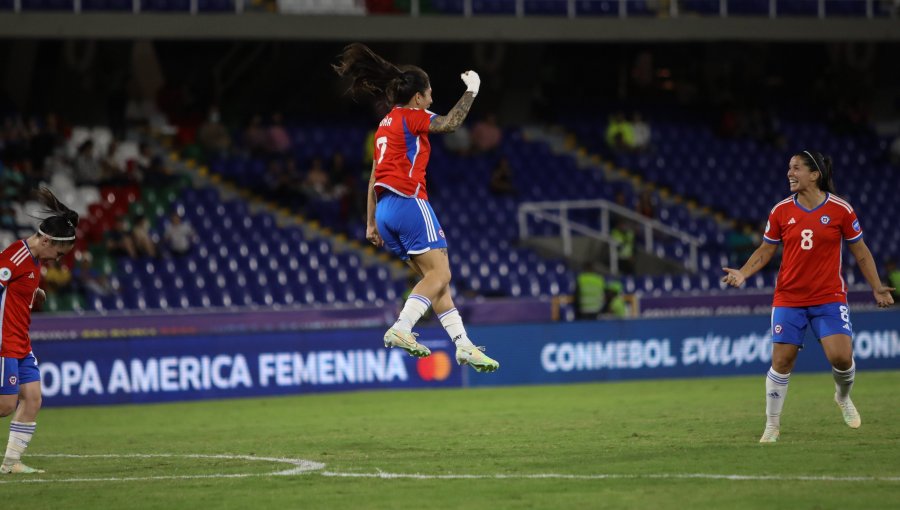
[835,394,861,429]
[759,425,780,443]
[383,328,431,357]
[0,462,45,474]
[455,344,500,373]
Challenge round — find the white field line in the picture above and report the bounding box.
[2,454,899,484]
[0,453,324,483]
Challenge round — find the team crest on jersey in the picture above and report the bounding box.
[7,376,16,386]
[439,229,445,239]
[0,267,11,282]
[774,324,783,334]
[820,215,831,225]
[788,217,796,225]
[852,219,860,232]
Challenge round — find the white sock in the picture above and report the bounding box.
[833,359,856,401]
[393,294,431,332]
[765,368,790,428]
[3,421,36,466]
[438,308,474,348]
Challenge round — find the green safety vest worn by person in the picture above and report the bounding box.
[577,271,606,315]
[889,269,900,298]
[611,228,635,260]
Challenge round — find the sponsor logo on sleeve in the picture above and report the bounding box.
[765,221,770,233]
[0,267,11,282]
[852,219,860,232]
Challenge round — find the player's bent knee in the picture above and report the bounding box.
[831,357,853,371]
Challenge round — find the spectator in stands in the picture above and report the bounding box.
[72,253,113,297]
[601,281,628,318]
[333,42,498,372]
[631,112,651,152]
[889,133,900,166]
[266,112,292,156]
[885,260,900,300]
[0,201,29,238]
[727,222,759,268]
[636,190,656,219]
[242,114,267,156]
[605,112,634,153]
[302,157,334,202]
[575,263,605,320]
[163,212,196,257]
[722,149,894,444]
[611,219,636,275]
[197,106,231,159]
[130,214,157,259]
[72,139,101,186]
[443,123,472,156]
[106,217,137,259]
[42,260,72,295]
[99,140,133,186]
[489,157,516,197]
[28,114,64,174]
[471,113,502,154]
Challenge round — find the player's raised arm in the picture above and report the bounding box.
[429,71,480,133]
[722,242,778,288]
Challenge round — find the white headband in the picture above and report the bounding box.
[38,228,75,242]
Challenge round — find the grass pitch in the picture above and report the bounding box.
[5,371,900,509]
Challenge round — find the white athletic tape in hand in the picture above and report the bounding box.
[461,71,480,97]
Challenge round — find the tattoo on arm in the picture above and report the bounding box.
[430,92,476,133]
[439,248,448,257]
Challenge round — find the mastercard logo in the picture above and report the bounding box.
[416,351,452,381]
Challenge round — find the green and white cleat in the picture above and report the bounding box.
[455,344,500,373]
[759,425,780,443]
[835,394,861,429]
[383,328,431,358]
[0,462,45,474]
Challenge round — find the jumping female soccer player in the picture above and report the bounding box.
[1,187,79,473]
[333,43,499,372]
[722,150,894,443]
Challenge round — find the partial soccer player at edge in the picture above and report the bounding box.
[333,43,499,373]
[1,187,80,474]
[721,150,894,444]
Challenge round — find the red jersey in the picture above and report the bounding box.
[0,240,41,358]
[372,106,437,200]
[763,193,863,307]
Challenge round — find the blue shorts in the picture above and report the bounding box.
[771,303,853,347]
[375,192,448,261]
[1,352,41,395]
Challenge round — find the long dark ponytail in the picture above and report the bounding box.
[36,186,79,244]
[332,43,430,111]
[798,150,836,194]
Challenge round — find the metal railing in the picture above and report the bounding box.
[517,199,702,275]
[1,0,894,19]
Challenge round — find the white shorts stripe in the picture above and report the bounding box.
[415,199,437,242]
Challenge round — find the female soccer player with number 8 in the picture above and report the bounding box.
[722,150,894,443]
